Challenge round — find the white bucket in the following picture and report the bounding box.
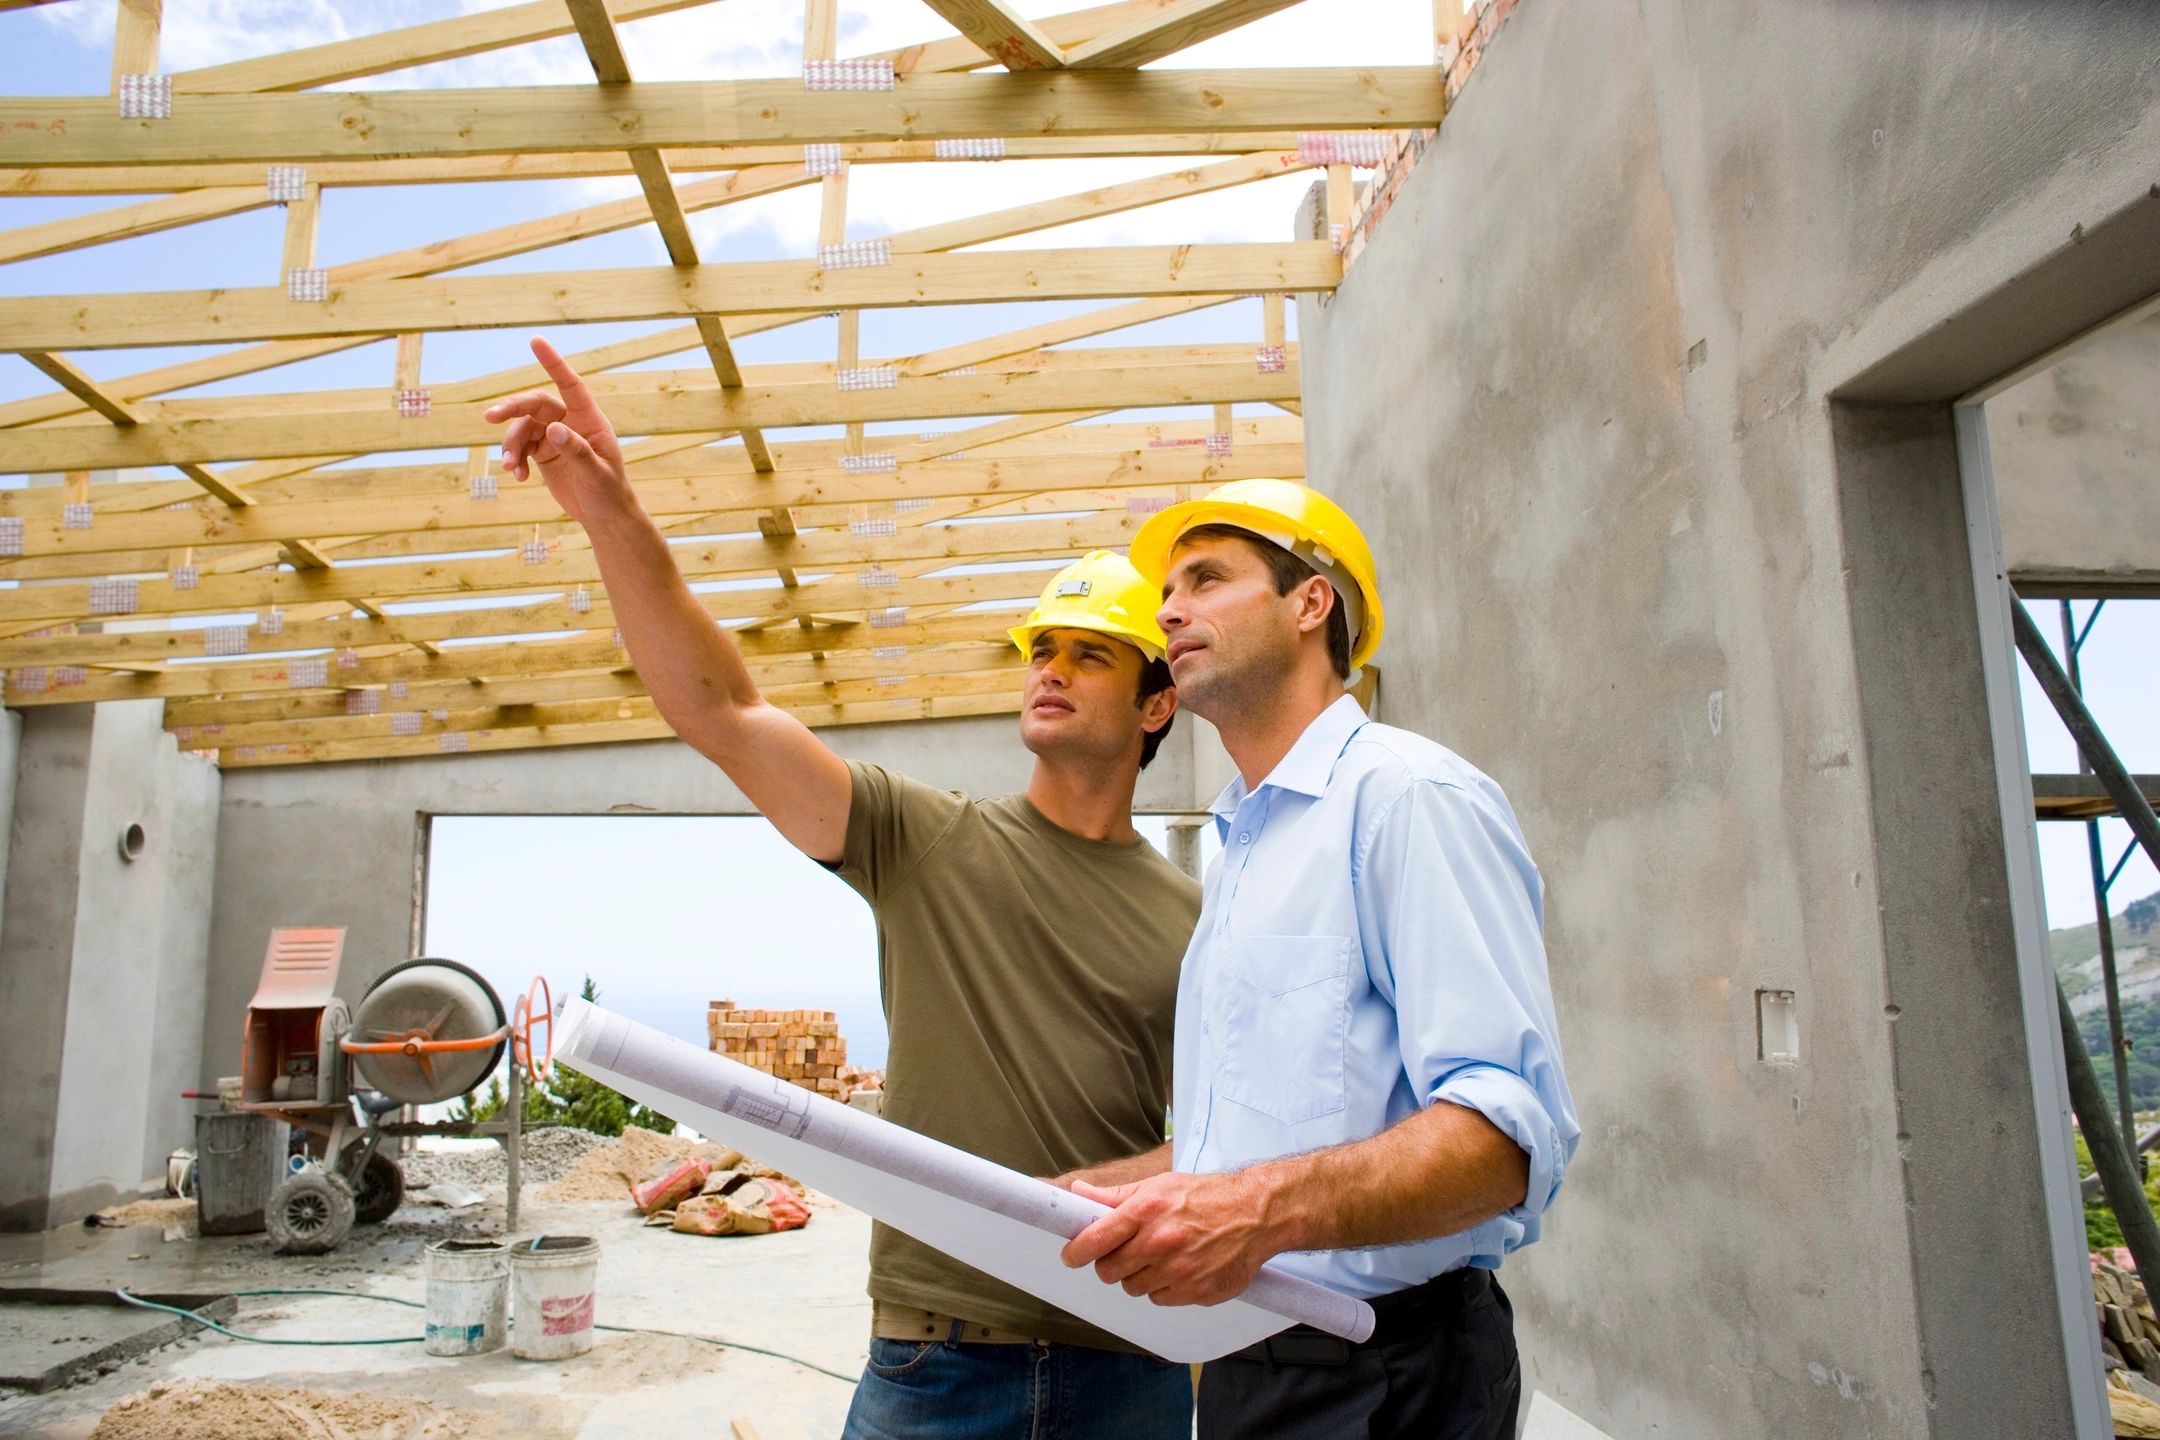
[509,1234,598,1360]
[424,1239,508,1356]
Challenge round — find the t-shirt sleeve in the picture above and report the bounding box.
[833,760,968,901]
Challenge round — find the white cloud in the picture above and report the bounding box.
[37,0,368,72]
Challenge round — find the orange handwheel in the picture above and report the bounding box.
[512,975,554,1085]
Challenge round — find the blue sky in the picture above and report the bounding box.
[422,811,1221,1069]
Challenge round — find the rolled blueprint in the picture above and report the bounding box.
[556,998,1375,1361]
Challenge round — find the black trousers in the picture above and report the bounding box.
[1198,1269,1521,1440]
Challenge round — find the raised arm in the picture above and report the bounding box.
[486,336,852,862]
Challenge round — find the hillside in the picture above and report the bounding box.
[2057,889,2160,1107]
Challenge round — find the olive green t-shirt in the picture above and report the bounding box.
[834,760,1200,1351]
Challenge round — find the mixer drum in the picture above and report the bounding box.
[349,957,507,1104]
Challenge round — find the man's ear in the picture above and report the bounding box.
[1293,574,1336,637]
[1141,685,1178,734]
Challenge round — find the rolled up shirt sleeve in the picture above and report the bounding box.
[1355,776,1580,1226]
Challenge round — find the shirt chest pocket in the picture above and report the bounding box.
[1216,934,1352,1127]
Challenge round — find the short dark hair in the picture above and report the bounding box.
[1178,523,1352,680]
[1137,657,1174,769]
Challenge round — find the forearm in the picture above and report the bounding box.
[1245,1101,1529,1255]
[577,488,850,858]
[1059,1142,1172,1189]
[579,491,764,749]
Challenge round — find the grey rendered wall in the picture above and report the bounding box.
[0,702,220,1228]
[1296,2,2160,1436]
[0,708,22,955]
[0,707,93,1229]
[1991,311,2160,594]
[201,713,1205,1089]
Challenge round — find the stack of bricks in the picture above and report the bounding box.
[708,1000,867,1100]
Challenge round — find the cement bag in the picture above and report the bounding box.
[669,1174,810,1236]
[630,1155,712,1215]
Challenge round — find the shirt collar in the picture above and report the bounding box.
[1207,694,1370,818]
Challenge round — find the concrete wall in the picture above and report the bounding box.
[1992,311,2160,595]
[1296,2,2160,1436]
[0,702,220,1228]
[201,712,1209,1090]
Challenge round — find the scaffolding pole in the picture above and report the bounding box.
[2060,600,2139,1173]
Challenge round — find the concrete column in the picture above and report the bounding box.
[0,707,94,1230]
[0,702,219,1230]
[1166,817,1206,883]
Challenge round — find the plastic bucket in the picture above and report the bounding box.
[509,1234,598,1360]
[424,1239,508,1356]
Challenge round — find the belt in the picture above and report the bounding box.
[870,1302,1047,1346]
[1221,1267,1492,1366]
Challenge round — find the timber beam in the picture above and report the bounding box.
[0,68,1443,168]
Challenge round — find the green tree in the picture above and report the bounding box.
[454,976,676,1136]
[2075,1131,2160,1252]
[2077,997,2160,1111]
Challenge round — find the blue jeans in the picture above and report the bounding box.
[841,1335,1193,1440]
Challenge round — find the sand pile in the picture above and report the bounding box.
[540,1125,731,1203]
[93,1379,471,1440]
[92,1197,198,1229]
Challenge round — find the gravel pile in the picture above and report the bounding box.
[401,1125,610,1191]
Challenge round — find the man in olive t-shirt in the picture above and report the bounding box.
[488,344,1202,1440]
[836,761,1198,1353]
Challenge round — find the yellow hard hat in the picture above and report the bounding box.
[1008,550,1169,663]
[1128,478,1384,670]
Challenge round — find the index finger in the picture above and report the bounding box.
[1060,1206,1142,1269]
[529,335,596,412]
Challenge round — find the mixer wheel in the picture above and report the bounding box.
[267,1168,355,1255]
[352,1152,405,1225]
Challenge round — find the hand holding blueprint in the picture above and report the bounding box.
[556,999,1375,1362]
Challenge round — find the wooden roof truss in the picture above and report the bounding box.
[0,0,1448,766]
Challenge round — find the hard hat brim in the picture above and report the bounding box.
[1007,619,1166,664]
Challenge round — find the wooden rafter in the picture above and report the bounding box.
[918,1,1068,70]
[0,0,1439,760]
[172,0,715,95]
[0,509,1147,626]
[2,149,1290,430]
[213,692,1027,768]
[0,414,1297,522]
[0,570,1052,671]
[0,133,1309,197]
[0,69,1442,167]
[1063,0,1314,67]
[3,351,1302,470]
[0,243,1335,354]
[561,0,773,473]
[10,611,1019,709]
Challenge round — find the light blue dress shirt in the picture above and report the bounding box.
[1170,695,1579,1300]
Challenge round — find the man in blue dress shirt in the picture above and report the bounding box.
[1058,479,1579,1439]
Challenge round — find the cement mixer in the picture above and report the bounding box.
[226,928,553,1255]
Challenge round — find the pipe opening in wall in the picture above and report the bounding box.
[118,822,146,863]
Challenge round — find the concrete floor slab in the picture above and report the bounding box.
[0,1294,236,1394]
[0,1187,870,1439]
